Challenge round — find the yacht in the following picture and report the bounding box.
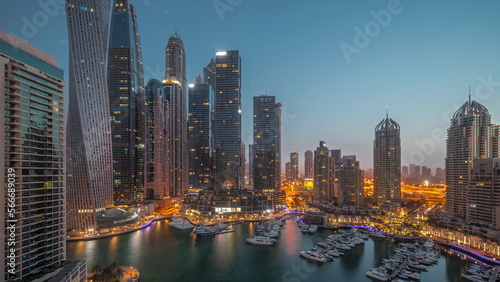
[423,239,435,248]
[246,236,275,246]
[194,226,220,236]
[169,218,194,230]
[365,268,388,281]
[308,225,319,234]
[300,251,327,263]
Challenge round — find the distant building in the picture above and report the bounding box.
[467,158,500,228]
[144,79,169,199]
[188,76,212,190]
[435,167,445,181]
[252,95,281,190]
[290,151,299,181]
[213,50,242,190]
[285,162,293,181]
[108,0,145,205]
[339,155,364,206]
[331,149,342,167]
[402,166,409,179]
[374,111,401,205]
[1,29,66,281]
[421,166,431,178]
[304,150,314,179]
[314,141,335,201]
[446,95,499,219]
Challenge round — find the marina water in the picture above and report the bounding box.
[67,219,471,281]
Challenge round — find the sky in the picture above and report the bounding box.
[1,0,499,171]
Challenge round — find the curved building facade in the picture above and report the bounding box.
[66,0,113,233]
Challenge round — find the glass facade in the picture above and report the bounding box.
[2,33,65,281]
[108,0,145,205]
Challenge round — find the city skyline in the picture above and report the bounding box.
[2,1,500,170]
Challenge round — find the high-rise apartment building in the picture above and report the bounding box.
[446,96,499,219]
[467,158,500,228]
[252,95,281,190]
[304,150,314,179]
[1,29,66,281]
[144,79,169,199]
[290,151,299,181]
[108,0,145,205]
[338,155,364,206]
[188,76,212,189]
[66,0,114,233]
[314,141,335,201]
[374,112,401,205]
[164,32,188,196]
[213,50,242,190]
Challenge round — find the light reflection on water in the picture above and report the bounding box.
[67,218,471,282]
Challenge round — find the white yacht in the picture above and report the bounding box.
[169,218,194,230]
[308,225,318,234]
[300,251,327,263]
[194,226,220,236]
[424,239,435,248]
[365,268,388,281]
[246,236,275,246]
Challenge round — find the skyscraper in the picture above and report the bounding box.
[285,162,293,181]
[467,158,500,228]
[164,32,188,196]
[252,95,281,190]
[338,155,364,206]
[108,0,145,205]
[304,150,314,179]
[374,112,401,205]
[188,76,212,189]
[290,151,299,181]
[314,141,335,201]
[446,95,499,219]
[213,50,242,190]
[144,79,169,200]
[66,0,113,233]
[1,29,66,281]
[331,149,342,167]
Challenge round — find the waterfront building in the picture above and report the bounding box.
[108,0,145,205]
[188,76,212,189]
[212,50,242,190]
[304,150,314,179]
[1,29,66,281]
[248,144,254,187]
[144,79,169,199]
[252,95,281,190]
[338,155,364,206]
[446,95,499,219]
[314,141,335,201]
[66,0,114,234]
[163,76,188,196]
[290,151,299,181]
[373,111,401,205]
[285,162,292,181]
[467,158,500,228]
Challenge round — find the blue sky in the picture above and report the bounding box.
[1,0,499,171]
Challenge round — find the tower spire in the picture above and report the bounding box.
[386,106,389,119]
[175,25,177,34]
[468,86,471,104]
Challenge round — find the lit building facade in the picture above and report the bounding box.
[252,95,281,190]
[213,50,242,190]
[467,158,500,228]
[314,141,335,201]
[108,0,145,205]
[1,29,66,281]
[446,96,499,219]
[66,0,114,233]
[373,112,401,205]
[338,155,364,206]
[188,76,212,189]
[144,79,169,199]
[290,151,299,181]
[164,32,188,196]
[304,150,314,179]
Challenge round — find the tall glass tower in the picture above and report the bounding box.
[108,0,145,205]
[252,95,281,190]
[164,33,188,196]
[66,0,113,234]
[446,95,499,219]
[373,111,401,205]
[304,150,314,179]
[188,76,212,189]
[213,50,242,190]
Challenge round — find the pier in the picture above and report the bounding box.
[488,267,499,282]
